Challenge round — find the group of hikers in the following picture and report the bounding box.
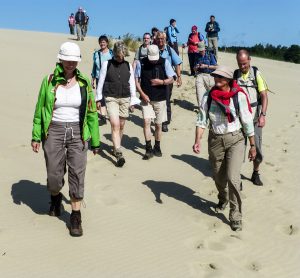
[68,7,89,41]
[31,15,269,236]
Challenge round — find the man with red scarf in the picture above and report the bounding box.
[193,65,256,231]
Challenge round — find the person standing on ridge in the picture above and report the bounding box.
[205,15,220,59]
[68,13,76,35]
[31,42,100,237]
[75,7,86,41]
[235,49,269,186]
[167,19,180,55]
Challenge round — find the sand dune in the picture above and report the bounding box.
[0,29,299,278]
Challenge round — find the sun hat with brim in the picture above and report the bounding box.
[57,42,81,62]
[147,44,160,61]
[198,41,206,51]
[211,65,234,79]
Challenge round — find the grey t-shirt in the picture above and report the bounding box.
[134,46,148,60]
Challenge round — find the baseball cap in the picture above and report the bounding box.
[147,45,160,61]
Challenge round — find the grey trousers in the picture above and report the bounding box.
[76,24,84,40]
[208,37,218,59]
[42,121,88,200]
[208,130,245,221]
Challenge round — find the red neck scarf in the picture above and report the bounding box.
[210,80,252,122]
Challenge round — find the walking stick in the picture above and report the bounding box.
[181,43,184,73]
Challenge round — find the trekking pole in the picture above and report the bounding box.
[181,43,184,73]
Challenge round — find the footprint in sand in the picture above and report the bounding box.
[189,262,219,277]
[184,237,205,250]
[96,197,122,206]
[207,241,226,251]
[265,161,275,167]
[280,224,299,236]
[275,179,282,184]
[248,261,262,272]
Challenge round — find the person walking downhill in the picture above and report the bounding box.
[193,65,256,231]
[235,49,269,186]
[156,31,182,132]
[31,42,100,237]
[68,13,76,35]
[75,7,86,41]
[205,15,220,59]
[186,25,205,76]
[135,45,176,159]
[194,41,218,107]
[96,41,139,167]
[151,27,159,44]
[91,35,114,125]
[132,32,152,72]
[166,19,180,55]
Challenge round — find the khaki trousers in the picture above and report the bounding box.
[208,130,245,221]
[208,37,219,59]
[195,73,215,107]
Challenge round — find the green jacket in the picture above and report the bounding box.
[32,63,100,148]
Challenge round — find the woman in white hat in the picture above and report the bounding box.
[31,42,100,237]
[193,65,256,231]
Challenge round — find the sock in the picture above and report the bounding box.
[154,140,160,148]
[72,210,81,216]
[146,140,152,149]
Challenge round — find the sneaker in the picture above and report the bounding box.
[143,145,153,160]
[162,123,168,132]
[230,220,242,231]
[49,192,62,217]
[115,150,125,167]
[153,145,162,157]
[70,211,83,237]
[214,200,228,213]
[251,171,263,186]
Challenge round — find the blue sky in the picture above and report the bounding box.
[1,0,299,46]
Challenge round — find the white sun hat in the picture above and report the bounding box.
[57,42,81,62]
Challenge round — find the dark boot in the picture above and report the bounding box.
[162,123,168,132]
[214,200,228,213]
[153,141,162,157]
[115,149,125,167]
[251,171,263,186]
[230,220,242,231]
[49,192,62,217]
[143,141,153,160]
[70,211,83,237]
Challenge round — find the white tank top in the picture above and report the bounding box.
[52,83,81,122]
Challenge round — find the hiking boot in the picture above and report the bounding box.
[230,220,242,231]
[49,193,62,217]
[162,123,168,132]
[70,211,83,237]
[143,146,153,160]
[251,171,263,186]
[115,150,125,167]
[81,38,84,41]
[153,145,162,157]
[98,115,107,126]
[214,200,228,213]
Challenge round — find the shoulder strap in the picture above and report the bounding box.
[48,74,54,85]
[233,93,240,115]
[107,60,112,71]
[166,45,173,63]
[207,91,212,113]
[97,50,101,66]
[233,69,239,80]
[109,49,113,56]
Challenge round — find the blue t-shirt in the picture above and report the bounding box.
[159,46,182,67]
[194,52,217,74]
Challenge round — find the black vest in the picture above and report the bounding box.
[140,57,168,101]
[103,59,131,98]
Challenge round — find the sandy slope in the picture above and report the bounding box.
[0,29,299,278]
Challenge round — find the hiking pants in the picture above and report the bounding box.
[208,130,244,222]
[188,52,198,76]
[43,121,88,200]
[163,84,173,125]
[76,24,84,40]
[69,24,75,35]
[208,37,218,59]
[195,73,215,107]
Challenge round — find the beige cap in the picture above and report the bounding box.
[147,44,160,61]
[198,41,206,51]
[211,65,234,79]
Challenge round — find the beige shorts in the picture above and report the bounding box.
[141,100,167,124]
[105,97,130,118]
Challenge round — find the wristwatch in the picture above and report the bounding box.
[261,112,266,116]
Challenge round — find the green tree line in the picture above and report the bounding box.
[220,44,300,64]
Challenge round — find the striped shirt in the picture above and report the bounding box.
[196,92,254,136]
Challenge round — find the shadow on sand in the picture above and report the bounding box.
[142,180,229,225]
[11,180,70,226]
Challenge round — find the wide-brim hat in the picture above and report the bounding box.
[57,42,81,62]
[211,65,234,79]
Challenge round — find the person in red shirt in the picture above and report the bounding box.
[68,13,76,35]
[186,25,205,76]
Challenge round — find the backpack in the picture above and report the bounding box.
[137,45,148,61]
[188,32,203,42]
[164,26,170,43]
[233,66,261,106]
